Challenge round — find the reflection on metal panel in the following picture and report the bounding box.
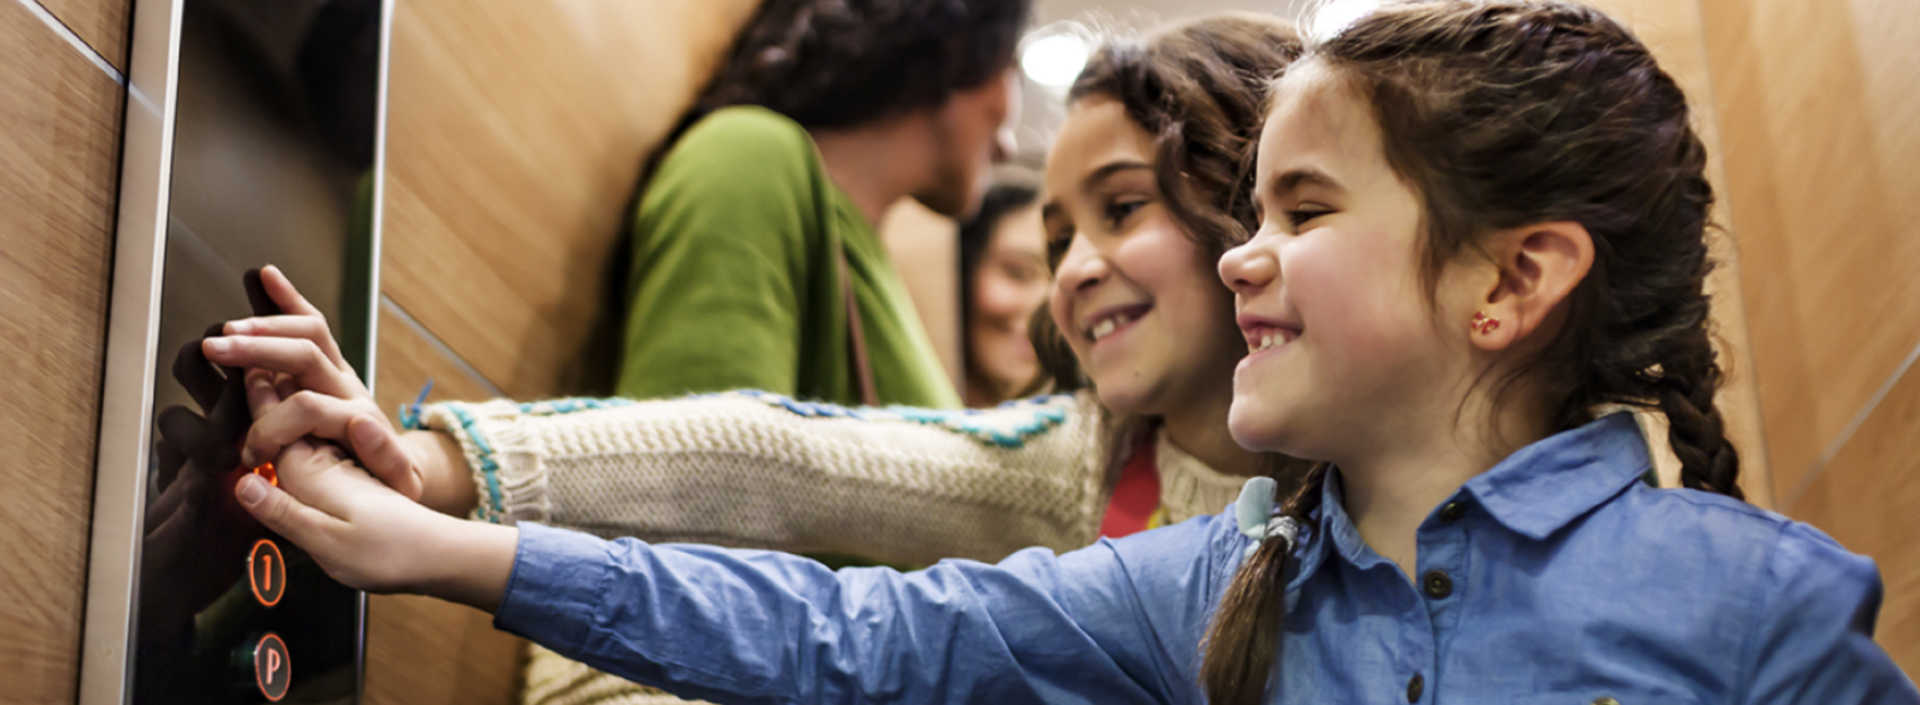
[83,0,390,702]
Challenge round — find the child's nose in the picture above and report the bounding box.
[1218,240,1277,294]
[1055,242,1110,294]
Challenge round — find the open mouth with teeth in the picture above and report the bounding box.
[1243,325,1301,354]
[1086,304,1151,342]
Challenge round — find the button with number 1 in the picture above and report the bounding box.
[249,538,286,607]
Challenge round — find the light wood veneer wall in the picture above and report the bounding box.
[364,1,761,702]
[0,0,125,700]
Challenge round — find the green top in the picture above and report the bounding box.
[617,106,960,409]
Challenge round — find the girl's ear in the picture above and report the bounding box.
[1471,221,1595,352]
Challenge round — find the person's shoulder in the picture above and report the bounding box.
[1611,484,1877,589]
[668,105,815,169]
[639,106,823,233]
[1616,482,1786,538]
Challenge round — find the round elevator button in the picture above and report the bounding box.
[233,632,291,702]
[249,539,286,607]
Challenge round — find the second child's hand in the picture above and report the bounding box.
[231,422,518,611]
[202,265,473,514]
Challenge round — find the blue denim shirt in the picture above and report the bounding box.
[495,414,1918,703]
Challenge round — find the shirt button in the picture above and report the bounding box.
[1423,569,1453,599]
[1593,699,1620,705]
[1406,672,1424,702]
[1439,501,1467,523]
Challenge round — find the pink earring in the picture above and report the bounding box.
[1469,311,1501,334]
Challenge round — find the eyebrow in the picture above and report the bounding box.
[1082,160,1153,191]
[1042,160,1153,224]
[1268,167,1344,198]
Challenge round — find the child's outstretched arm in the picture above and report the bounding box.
[239,400,1225,703]
[208,268,1123,566]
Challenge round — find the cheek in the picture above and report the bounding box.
[973,276,1013,318]
[1286,236,1417,352]
[1118,229,1239,347]
[1017,280,1051,319]
[1049,285,1080,349]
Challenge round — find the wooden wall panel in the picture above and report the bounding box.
[0,0,123,701]
[371,302,500,420]
[1700,0,1920,502]
[1571,0,1775,504]
[364,594,523,705]
[379,0,762,400]
[36,0,128,70]
[1780,362,1920,674]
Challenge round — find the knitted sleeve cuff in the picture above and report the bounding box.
[413,398,637,525]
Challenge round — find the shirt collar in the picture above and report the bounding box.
[1461,412,1650,539]
[1287,412,1650,587]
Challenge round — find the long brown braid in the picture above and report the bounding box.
[1201,3,1744,703]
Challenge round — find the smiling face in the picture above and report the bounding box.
[968,201,1049,401]
[1043,96,1245,419]
[1219,65,1482,462]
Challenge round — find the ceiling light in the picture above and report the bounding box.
[1021,33,1090,89]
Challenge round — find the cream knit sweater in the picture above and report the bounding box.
[414,390,1251,705]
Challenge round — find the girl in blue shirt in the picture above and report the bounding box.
[217,1,1917,702]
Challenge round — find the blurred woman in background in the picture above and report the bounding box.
[612,0,1029,409]
[958,181,1052,406]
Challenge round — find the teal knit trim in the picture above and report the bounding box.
[433,403,504,525]
[410,397,641,524]
[728,390,1072,449]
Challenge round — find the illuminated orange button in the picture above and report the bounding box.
[249,632,291,702]
[253,461,278,487]
[248,539,286,607]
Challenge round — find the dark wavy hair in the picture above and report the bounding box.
[1029,13,1307,394]
[695,0,1032,128]
[1201,3,1744,703]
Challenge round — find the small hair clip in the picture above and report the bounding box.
[1236,476,1301,560]
[398,378,435,430]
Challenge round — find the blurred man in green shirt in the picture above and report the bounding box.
[618,0,1031,409]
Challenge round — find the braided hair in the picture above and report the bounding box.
[1202,3,1743,703]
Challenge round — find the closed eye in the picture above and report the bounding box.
[1287,208,1332,229]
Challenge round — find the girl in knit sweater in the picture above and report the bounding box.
[208,15,1310,704]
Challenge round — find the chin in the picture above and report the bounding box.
[1227,399,1294,453]
[1090,376,1156,417]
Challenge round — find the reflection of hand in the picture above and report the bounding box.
[139,270,284,660]
[202,265,454,504]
